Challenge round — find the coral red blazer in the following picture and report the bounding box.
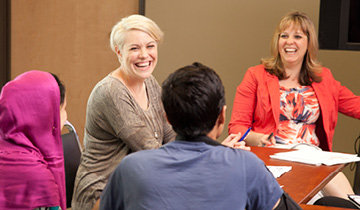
[229,65,360,151]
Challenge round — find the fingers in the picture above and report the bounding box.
[233,141,251,151]
[221,133,251,151]
[221,132,242,147]
[259,133,275,147]
[230,132,242,143]
[270,136,276,145]
[267,133,276,145]
[222,132,276,150]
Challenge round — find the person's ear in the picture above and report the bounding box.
[214,105,227,139]
[115,46,122,59]
[218,105,227,125]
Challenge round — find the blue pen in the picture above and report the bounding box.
[239,127,251,142]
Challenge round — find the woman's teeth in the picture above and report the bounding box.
[285,48,296,53]
[136,62,150,67]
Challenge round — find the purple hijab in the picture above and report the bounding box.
[0,71,66,210]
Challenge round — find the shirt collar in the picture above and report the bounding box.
[175,135,224,147]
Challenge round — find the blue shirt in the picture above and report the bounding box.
[100,136,283,210]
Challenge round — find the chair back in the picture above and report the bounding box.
[62,121,82,208]
[353,134,360,194]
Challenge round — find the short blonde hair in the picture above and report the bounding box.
[110,14,164,54]
[262,11,322,84]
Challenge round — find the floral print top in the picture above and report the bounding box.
[276,86,320,145]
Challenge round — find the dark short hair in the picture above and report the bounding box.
[51,73,66,106]
[161,62,225,138]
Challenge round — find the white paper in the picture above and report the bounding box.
[267,166,292,178]
[270,150,360,166]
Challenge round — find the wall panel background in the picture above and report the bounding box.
[11,0,139,144]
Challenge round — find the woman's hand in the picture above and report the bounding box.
[245,131,275,147]
[221,133,251,151]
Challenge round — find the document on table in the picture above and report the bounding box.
[270,150,360,166]
[269,142,321,151]
[267,166,292,178]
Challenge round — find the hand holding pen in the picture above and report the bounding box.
[238,127,251,142]
[221,132,251,151]
[263,132,274,146]
[238,129,275,146]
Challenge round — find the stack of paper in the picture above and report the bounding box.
[270,150,360,166]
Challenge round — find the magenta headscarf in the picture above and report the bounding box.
[0,71,66,210]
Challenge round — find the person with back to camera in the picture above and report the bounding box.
[71,14,176,210]
[228,11,360,203]
[0,71,67,210]
[99,62,302,210]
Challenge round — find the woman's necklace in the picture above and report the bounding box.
[116,69,158,139]
[147,108,159,139]
[128,83,148,110]
[118,70,148,110]
[139,90,159,139]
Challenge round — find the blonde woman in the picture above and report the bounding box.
[72,15,175,210]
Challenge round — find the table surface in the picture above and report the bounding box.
[300,204,355,209]
[250,146,346,204]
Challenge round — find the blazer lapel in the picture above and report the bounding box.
[266,72,280,129]
[312,82,329,132]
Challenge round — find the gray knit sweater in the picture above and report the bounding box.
[72,74,175,210]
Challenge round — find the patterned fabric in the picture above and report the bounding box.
[276,86,320,145]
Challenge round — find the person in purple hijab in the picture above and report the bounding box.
[0,71,67,210]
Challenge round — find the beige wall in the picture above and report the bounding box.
[146,0,360,185]
[11,0,139,144]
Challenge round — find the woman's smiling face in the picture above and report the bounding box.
[119,29,158,80]
[278,24,308,68]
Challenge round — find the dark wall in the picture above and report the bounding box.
[0,0,10,90]
[319,0,360,51]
